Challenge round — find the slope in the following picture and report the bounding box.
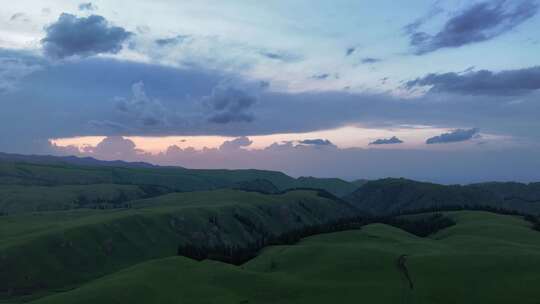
[0,155,361,197]
[0,189,357,300]
[345,178,540,215]
[28,211,540,304]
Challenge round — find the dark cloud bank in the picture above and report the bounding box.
[1,4,540,183]
[202,85,257,124]
[2,49,540,155]
[406,0,539,54]
[406,66,540,96]
[114,82,168,128]
[3,44,540,135]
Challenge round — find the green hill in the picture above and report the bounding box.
[0,189,356,299]
[3,153,540,303]
[0,159,291,190]
[345,178,540,216]
[0,155,360,197]
[0,184,168,215]
[232,178,280,194]
[28,211,540,304]
[294,176,359,197]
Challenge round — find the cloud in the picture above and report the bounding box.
[426,128,479,144]
[56,137,540,184]
[155,35,189,46]
[89,80,187,135]
[361,57,382,64]
[83,136,143,159]
[403,1,444,35]
[311,73,330,80]
[2,50,540,155]
[259,51,302,62]
[219,136,253,151]
[259,81,270,89]
[41,13,132,59]
[114,81,169,127]
[370,136,403,145]
[78,2,97,11]
[10,13,29,22]
[88,120,130,132]
[298,139,335,146]
[407,0,539,54]
[202,84,257,124]
[406,66,540,96]
[264,141,295,151]
[0,50,44,93]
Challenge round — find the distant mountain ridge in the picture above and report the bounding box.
[0,152,158,168]
[345,178,540,216]
[0,152,362,199]
[3,152,540,216]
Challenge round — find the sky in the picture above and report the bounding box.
[1,0,540,183]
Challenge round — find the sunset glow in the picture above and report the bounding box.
[51,125,471,154]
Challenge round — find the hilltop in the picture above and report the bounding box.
[345,178,540,216]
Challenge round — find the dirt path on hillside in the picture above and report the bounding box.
[396,254,415,304]
[397,254,414,290]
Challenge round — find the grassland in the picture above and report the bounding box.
[2,155,540,304]
[0,157,362,199]
[25,211,540,304]
[346,178,540,215]
[0,189,356,299]
[0,184,152,214]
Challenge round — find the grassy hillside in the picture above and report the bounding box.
[0,156,361,197]
[0,159,291,190]
[0,152,157,169]
[232,178,280,194]
[3,153,540,303]
[0,189,356,300]
[294,176,359,197]
[28,211,540,304]
[0,184,168,215]
[471,181,540,204]
[345,178,540,215]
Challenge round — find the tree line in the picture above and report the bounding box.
[177,212,456,265]
[177,203,540,265]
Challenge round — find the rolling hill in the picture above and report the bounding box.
[0,153,360,197]
[0,189,357,299]
[26,211,540,304]
[2,153,540,303]
[0,184,166,214]
[345,178,540,216]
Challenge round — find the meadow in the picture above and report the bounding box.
[25,211,540,304]
[1,155,540,303]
